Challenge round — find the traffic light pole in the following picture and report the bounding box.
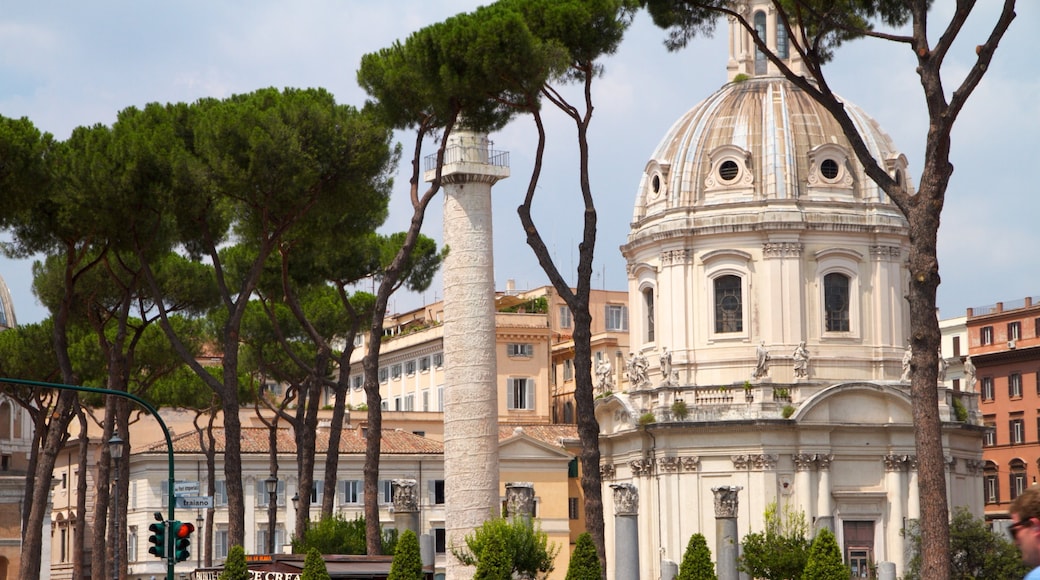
[0,377,178,580]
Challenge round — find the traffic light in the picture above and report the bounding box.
[170,520,195,563]
[147,512,166,558]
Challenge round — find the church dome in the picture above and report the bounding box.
[0,273,16,330]
[633,76,912,224]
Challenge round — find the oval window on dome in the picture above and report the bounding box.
[820,159,840,180]
[718,160,740,182]
[651,174,661,194]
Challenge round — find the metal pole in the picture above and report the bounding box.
[113,454,120,580]
[0,377,177,580]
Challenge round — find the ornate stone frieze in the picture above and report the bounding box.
[762,242,804,258]
[870,245,902,260]
[681,456,701,471]
[661,249,692,265]
[601,463,616,481]
[712,486,743,519]
[611,483,639,516]
[630,458,654,477]
[392,479,418,513]
[504,482,535,518]
[658,456,681,472]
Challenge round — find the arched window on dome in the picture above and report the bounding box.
[824,273,850,332]
[643,287,655,343]
[714,275,743,334]
[776,19,789,59]
[754,11,767,75]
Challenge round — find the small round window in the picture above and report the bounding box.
[820,159,840,180]
[718,160,740,182]
[651,174,661,193]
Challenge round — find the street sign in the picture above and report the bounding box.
[173,481,200,497]
[176,495,214,509]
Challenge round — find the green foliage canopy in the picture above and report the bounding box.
[903,507,1028,579]
[452,517,560,579]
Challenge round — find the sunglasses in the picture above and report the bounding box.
[1011,518,1035,538]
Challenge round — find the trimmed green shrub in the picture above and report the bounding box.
[801,529,848,580]
[565,532,602,580]
[388,530,423,580]
[301,548,332,580]
[678,533,716,580]
[218,545,249,580]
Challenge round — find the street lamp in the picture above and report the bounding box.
[195,511,204,569]
[264,475,278,554]
[109,430,124,580]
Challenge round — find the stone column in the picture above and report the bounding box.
[433,128,509,579]
[906,456,920,520]
[815,455,834,532]
[611,483,640,580]
[793,453,814,522]
[883,456,905,573]
[505,482,535,522]
[392,479,420,538]
[713,485,742,580]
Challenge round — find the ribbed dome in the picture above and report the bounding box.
[633,76,912,222]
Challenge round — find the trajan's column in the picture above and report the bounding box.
[429,127,509,578]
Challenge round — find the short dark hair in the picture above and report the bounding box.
[1011,485,1040,520]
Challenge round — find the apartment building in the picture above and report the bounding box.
[969,296,1040,522]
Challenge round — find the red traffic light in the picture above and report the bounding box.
[174,522,195,538]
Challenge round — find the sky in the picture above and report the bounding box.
[1,1,1037,326]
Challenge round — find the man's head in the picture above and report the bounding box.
[1010,485,1040,566]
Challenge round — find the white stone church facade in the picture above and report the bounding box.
[595,3,984,578]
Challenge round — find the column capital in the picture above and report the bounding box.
[505,482,535,519]
[712,486,743,519]
[392,479,418,513]
[611,483,639,516]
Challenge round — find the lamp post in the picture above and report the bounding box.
[196,511,203,569]
[264,475,278,554]
[109,430,124,580]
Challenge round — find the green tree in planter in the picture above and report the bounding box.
[801,529,848,580]
[678,533,716,580]
[566,532,602,580]
[301,548,331,580]
[219,545,249,580]
[738,502,810,580]
[388,530,423,580]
